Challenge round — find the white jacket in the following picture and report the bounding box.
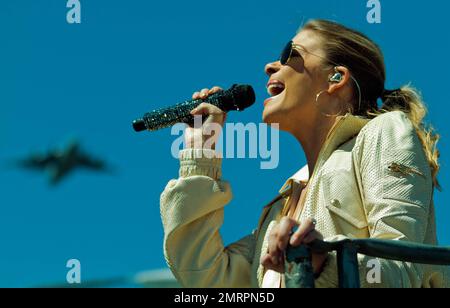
[160,111,448,288]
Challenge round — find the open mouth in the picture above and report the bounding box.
[267,80,285,97]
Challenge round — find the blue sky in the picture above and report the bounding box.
[0,0,449,287]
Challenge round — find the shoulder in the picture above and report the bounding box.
[362,110,413,134]
[358,111,418,150]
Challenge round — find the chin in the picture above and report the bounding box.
[262,96,285,122]
[262,107,275,124]
[262,109,285,130]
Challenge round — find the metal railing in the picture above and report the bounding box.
[285,239,450,288]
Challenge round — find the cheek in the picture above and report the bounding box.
[276,87,310,119]
[284,76,314,107]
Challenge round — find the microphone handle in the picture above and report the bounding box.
[133,86,239,132]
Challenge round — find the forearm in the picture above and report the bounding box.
[160,149,254,287]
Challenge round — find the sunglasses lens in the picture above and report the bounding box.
[280,41,293,65]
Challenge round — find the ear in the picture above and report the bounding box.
[327,66,351,94]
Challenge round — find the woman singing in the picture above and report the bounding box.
[159,19,447,288]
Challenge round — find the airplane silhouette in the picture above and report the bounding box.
[16,141,113,185]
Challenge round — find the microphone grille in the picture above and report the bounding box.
[230,84,256,111]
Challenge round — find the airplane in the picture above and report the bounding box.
[16,141,113,185]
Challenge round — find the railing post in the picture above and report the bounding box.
[286,238,450,289]
[285,245,315,288]
[337,241,360,288]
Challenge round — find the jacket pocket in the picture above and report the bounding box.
[320,169,368,231]
[325,201,367,229]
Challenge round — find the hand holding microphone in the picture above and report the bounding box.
[186,86,227,150]
[132,84,255,132]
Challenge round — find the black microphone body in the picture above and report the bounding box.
[132,84,255,132]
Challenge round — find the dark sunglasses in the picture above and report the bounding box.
[280,40,334,66]
[280,41,305,65]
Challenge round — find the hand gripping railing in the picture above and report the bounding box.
[285,239,450,288]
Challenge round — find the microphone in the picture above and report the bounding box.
[132,84,255,132]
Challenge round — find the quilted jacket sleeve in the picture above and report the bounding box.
[316,111,446,288]
[160,148,256,288]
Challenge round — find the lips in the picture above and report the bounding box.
[266,80,285,97]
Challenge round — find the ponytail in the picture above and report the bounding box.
[370,85,441,191]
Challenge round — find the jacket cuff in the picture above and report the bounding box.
[179,149,222,180]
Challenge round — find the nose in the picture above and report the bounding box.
[265,61,281,77]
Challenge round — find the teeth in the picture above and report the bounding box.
[269,84,284,89]
[267,83,285,96]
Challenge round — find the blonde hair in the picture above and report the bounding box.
[301,19,441,191]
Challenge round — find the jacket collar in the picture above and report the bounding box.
[278,113,371,195]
